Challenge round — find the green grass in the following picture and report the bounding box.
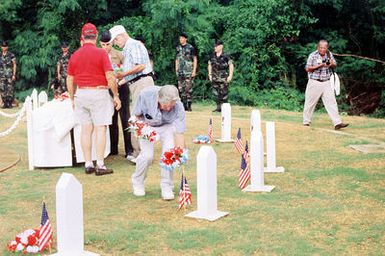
[1,103,385,255]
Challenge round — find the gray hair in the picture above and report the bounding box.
[158,85,180,104]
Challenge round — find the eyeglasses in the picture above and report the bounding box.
[100,43,111,47]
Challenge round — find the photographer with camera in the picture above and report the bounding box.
[303,39,349,130]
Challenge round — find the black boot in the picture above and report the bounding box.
[183,101,188,111]
[187,102,192,112]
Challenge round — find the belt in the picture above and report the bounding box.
[127,73,152,85]
[78,85,109,89]
[312,79,330,82]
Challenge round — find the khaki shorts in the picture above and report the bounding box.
[74,89,114,126]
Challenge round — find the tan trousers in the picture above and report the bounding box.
[129,76,155,157]
[303,79,342,126]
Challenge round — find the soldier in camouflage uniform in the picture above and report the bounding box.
[56,41,71,93]
[208,40,234,112]
[175,32,197,111]
[0,41,17,109]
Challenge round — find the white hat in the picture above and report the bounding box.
[109,25,127,41]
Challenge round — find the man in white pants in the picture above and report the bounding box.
[303,39,349,130]
[131,85,185,200]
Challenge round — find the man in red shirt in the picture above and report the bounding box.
[67,23,121,176]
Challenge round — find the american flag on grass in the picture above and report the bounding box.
[238,141,250,189]
[178,174,192,210]
[38,202,52,252]
[234,128,244,154]
[208,118,213,143]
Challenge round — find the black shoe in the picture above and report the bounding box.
[95,166,114,176]
[335,123,349,130]
[212,108,221,112]
[303,123,310,127]
[85,166,95,174]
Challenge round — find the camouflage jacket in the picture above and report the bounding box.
[57,53,70,78]
[209,52,232,82]
[176,43,196,76]
[0,52,15,79]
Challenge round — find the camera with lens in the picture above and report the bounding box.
[322,58,330,65]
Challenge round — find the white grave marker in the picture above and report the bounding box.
[31,88,38,110]
[26,96,34,171]
[185,146,229,221]
[250,109,261,132]
[38,91,48,107]
[264,122,284,173]
[216,103,234,142]
[51,173,99,256]
[243,131,275,192]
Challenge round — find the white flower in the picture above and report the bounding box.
[16,243,25,251]
[26,245,39,253]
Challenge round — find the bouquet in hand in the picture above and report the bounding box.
[160,146,189,171]
[193,135,211,144]
[112,63,124,73]
[127,116,159,142]
[7,229,40,254]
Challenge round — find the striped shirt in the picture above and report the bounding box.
[133,86,186,133]
[122,38,153,82]
[305,50,336,81]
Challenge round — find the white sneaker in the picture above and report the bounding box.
[133,188,145,197]
[129,157,137,164]
[162,191,175,201]
[126,154,135,161]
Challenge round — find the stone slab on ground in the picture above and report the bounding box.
[349,144,385,154]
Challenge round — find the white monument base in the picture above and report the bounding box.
[264,166,285,173]
[215,138,234,143]
[51,251,100,256]
[185,210,229,222]
[243,185,275,192]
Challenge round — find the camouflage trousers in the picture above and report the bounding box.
[212,81,229,105]
[177,76,193,103]
[0,77,15,103]
[59,76,67,92]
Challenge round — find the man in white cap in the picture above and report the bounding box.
[109,25,154,162]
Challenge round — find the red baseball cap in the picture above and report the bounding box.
[81,23,98,37]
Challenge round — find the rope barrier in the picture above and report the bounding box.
[0,153,21,172]
[0,107,24,118]
[0,104,26,138]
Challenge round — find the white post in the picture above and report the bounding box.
[31,89,38,110]
[243,131,275,192]
[250,109,261,132]
[38,91,48,107]
[25,96,34,171]
[264,122,285,173]
[215,103,233,143]
[185,146,229,221]
[51,173,99,256]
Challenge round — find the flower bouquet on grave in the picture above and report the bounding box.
[193,118,213,144]
[127,116,159,142]
[192,135,211,144]
[7,228,40,254]
[160,146,189,172]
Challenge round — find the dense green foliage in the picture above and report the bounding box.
[0,0,384,114]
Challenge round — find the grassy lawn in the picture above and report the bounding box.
[1,103,384,255]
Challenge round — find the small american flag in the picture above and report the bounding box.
[178,174,192,210]
[234,128,244,154]
[38,202,53,252]
[208,118,213,143]
[239,141,250,189]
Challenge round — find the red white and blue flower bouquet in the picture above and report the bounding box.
[127,116,159,142]
[192,135,211,144]
[160,146,189,171]
[7,229,40,254]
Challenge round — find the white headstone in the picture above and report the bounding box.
[250,109,261,132]
[243,131,275,192]
[264,122,284,173]
[185,146,229,221]
[215,103,234,143]
[31,89,38,110]
[38,91,48,107]
[51,173,99,256]
[25,96,34,171]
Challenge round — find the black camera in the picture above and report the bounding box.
[322,58,330,65]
